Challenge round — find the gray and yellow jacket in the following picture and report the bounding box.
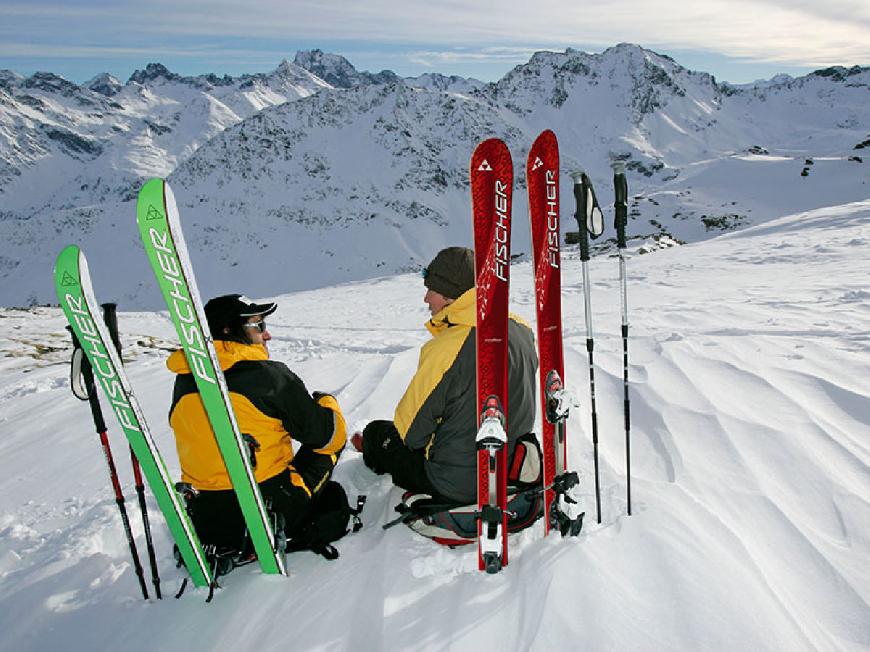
[394,288,538,503]
[168,341,346,492]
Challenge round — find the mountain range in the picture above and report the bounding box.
[0,44,867,308]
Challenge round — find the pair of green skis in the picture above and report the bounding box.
[54,179,287,592]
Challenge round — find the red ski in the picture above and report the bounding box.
[470,138,512,573]
[528,130,584,538]
[526,129,565,534]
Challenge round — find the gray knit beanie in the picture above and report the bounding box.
[423,247,475,299]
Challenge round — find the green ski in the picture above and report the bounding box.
[136,178,286,576]
[54,245,212,588]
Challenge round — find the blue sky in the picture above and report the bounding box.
[1,1,868,84]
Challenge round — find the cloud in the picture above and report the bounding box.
[1,0,867,71]
[407,47,549,68]
[0,42,290,67]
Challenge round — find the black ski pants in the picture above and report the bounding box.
[188,445,341,550]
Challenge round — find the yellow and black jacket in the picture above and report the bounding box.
[167,341,346,492]
[394,288,537,503]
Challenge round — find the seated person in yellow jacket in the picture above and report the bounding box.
[353,247,538,505]
[167,293,347,550]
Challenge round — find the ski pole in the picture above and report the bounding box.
[570,170,604,524]
[67,326,149,600]
[612,163,632,516]
[101,303,162,599]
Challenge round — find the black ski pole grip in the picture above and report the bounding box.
[102,302,122,356]
[570,171,590,262]
[612,162,628,249]
[66,326,107,433]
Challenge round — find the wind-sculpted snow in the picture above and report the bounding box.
[0,201,867,650]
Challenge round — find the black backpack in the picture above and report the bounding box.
[286,480,366,560]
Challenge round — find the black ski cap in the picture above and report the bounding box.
[423,247,475,300]
[205,294,277,335]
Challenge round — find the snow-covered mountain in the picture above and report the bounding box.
[293,49,399,88]
[1,198,867,650]
[0,58,333,216]
[0,44,867,307]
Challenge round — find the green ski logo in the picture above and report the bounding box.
[60,271,79,287]
[146,205,163,221]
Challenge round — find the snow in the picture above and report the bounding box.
[0,198,867,650]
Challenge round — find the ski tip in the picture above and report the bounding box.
[530,129,557,149]
[53,246,88,314]
[526,130,558,176]
[136,178,171,208]
[473,137,507,150]
[56,243,81,261]
[569,170,585,183]
[611,161,626,174]
[54,244,82,281]
[140,177,166,191]
[471,138,510,161]
[136,178,175,230]
[470,138,512,178]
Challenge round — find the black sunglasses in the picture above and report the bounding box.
[243,320,267,333]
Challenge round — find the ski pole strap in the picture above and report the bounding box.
[571,170,604,262]
[69,347,91,401]
[584,176,605,240]
[66,326,92,401]
[67,326,109,433]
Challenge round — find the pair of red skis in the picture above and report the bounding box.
[471,130,581,574]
